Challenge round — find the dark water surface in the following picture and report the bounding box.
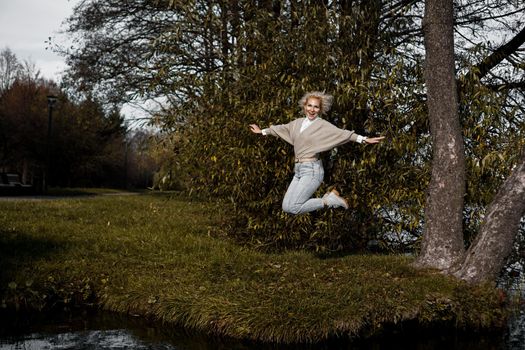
[0,308,523,350]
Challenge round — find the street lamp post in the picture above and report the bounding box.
[45,95,58,193]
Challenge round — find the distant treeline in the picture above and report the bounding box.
[0,48,158,190]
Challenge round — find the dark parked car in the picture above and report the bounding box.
[0,173,34,195]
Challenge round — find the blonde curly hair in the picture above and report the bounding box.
[298,91,333,115]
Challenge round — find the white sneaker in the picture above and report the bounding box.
[324,190,349,209]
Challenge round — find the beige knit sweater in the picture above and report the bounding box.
[264,117,361,161]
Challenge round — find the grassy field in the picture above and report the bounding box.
[0,192,508,343]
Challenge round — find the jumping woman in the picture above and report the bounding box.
[249,91,384,215]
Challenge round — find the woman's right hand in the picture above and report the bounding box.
[249,124,262,134]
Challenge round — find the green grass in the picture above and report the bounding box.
[0,192,507,343]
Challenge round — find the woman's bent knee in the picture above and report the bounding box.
[282,203,302,215]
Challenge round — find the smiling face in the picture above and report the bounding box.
[304,97,321,120]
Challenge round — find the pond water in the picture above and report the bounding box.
[0,307,523,350]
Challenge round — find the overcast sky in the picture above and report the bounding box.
[0,0,76,81]
[0,0,149,123]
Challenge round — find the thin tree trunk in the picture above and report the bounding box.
[220,0,230,70]
[413,0,466,270]
[455,149,525,284]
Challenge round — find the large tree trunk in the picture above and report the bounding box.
[416,0,525,283]
[414,0,466,270]
[454,150,525,284]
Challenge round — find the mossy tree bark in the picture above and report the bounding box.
[414,0,466,271]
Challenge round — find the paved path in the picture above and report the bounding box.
[0,192,141,201]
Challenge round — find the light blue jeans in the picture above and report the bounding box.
[282,160,324,214]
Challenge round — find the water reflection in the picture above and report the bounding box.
[0,311,178,350]
[499,259,525,350]
[0,308,523,350]
[1,329,175,350]
[507,310,525,350]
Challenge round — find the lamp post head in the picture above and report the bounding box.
[47,95,58,108]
